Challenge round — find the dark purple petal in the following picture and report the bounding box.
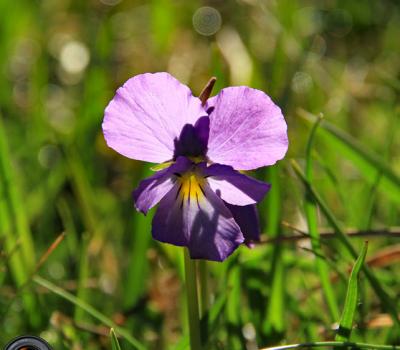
[133,157,192,214]
[152,180,244,262]
[225,203,261,244]
[151,185,187,246]
[103,72,207,163]
[206,87,288,170]
[173,116,210,159]
[201,163,271,206]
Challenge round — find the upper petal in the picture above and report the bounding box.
[133,156,192,214]
[152,177,244,262]
[206,87,288,170]
[202,163,271,206]
[173,116,210,159]
[103,72,207,163]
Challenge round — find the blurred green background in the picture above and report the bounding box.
[0,0,399,349]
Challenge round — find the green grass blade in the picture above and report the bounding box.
[291,160,400,328]
[0,115,40,326]
[304,115,339,321]
[65,148,102,322]
[110,328,122,350]
[172,336,189,350]
[0,115,36,268]
[263,166,285,337]
[74,233,90,322]
[66,148,99,235]
[174,277,228,350]
[33,276,146,350]
[202,291,227,347]
[336,242,368,341]
[300,110,400,203]
[124,168,153,309]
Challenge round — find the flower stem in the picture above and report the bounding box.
[198,260,209,318]
[184,249,202,350]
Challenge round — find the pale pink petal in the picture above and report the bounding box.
[103,72,207,163]
[206,87,288,170]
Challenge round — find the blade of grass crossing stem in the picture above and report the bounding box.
[33,276,145,350]
[263,166,285,336]
[110,328,122,350]
[291,160,400,328]
[0,115,40,326]
[299,110,400,204]
[305,115,339,321]
[336,242,368,341]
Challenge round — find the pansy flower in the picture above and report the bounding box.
[102,72,288,261]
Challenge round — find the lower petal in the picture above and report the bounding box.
[152,185,188,246]
[152,182,244,261]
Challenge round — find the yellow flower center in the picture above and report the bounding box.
[178,171,206,204]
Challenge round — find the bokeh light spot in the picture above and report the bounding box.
[192,6,222,36]
[59,40,90,74]
[291,71,313,93]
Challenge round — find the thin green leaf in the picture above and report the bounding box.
[299,109,400,203]
[336,242,368,341]
[291,160,400,328]
[304,114,339,321]
[110,328,122,350]
[33,276,146,350]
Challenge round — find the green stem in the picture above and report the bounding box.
[198,260,209,318]
[260,341,400,350]
[184,249,202,350]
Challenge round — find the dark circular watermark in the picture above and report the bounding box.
[4,336,52,350]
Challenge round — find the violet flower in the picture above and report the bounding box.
[102,72,288,261]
